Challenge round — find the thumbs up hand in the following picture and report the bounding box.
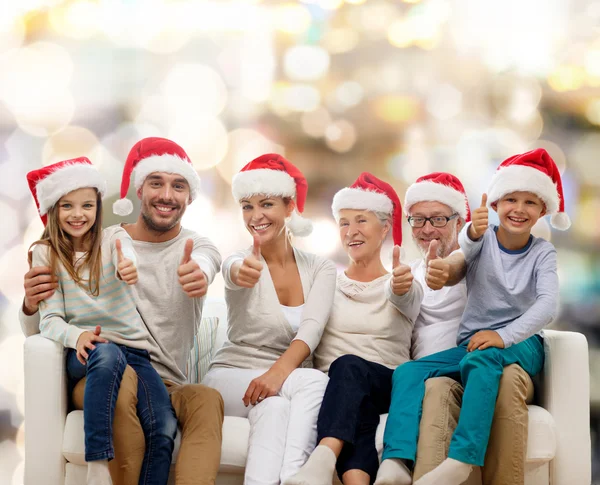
[468,193,489,240]
[425,240,450,290]
[233,234,264,288]
[391,245,413,296]
[116,239,138,285]
[178,238,208,298]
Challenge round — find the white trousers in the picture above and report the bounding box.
[202,367,329,485]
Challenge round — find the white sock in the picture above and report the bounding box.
[282,445,337,485]
[374,458,412,485]
[414,458,472,485]
[87,460,113,485]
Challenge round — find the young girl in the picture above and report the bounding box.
[27,157,177,485]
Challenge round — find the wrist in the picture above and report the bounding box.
[22,299,38,316]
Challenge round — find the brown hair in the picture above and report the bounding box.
[31,189,103,296]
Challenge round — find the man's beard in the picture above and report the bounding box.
[414,231,458,260]
[141,203,182,233]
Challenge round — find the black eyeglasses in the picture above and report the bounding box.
[407,214,459,228]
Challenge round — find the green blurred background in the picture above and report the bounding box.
[1,0,599,483]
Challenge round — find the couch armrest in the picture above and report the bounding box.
[541,330,591,485]
[24,335,68,485]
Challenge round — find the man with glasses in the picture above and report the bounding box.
[401,172,534,485]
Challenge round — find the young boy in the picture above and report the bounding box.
[374,148,571,485]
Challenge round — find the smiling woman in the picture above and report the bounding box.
[202,153,337,485]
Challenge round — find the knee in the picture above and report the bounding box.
[423,377,463,408]
[329,354,366,378]
[391,360,417,384]
[496,364,532,411]
[87,343,122,368]
[182,384,223,409]
[248,396,289,423]
[459,348,502,375]
[292,368,329,390]
[153,406,178,441]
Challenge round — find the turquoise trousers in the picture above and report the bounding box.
[382,335,544,466]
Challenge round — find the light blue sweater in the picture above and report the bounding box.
[458,223,559,348]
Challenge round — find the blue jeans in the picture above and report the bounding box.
[66,343,177,485]
[317,355,393,484]
[382,335,544,467]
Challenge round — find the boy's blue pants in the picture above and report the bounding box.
[382,335,544,466]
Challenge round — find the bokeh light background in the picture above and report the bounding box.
[1,0,600,483]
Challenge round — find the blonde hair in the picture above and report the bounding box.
[30,190,103,296]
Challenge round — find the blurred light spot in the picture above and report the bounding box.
[0,43,75,136]
[217,129,284,184]
[42,126,101,167]
[322,28,360,54]
[374,96,420,123]
[49,0,99,39]
[0,334,25,392]
[345,0,367,4]
[181,194,216,240]
[303,0,343,9]
[168,116,228,170]
[0,201,19,248]
[284,46,330,82]
[296,218,339,256]
[548,65,586,92]
[585,48,600,77]
[284,84,321,112]
[585,99,600,126]
[325,120,357,153]
[0,16,25,54]
[350,2,398,34]
[274,3,312,34]
[24,206,47,250]
[426,84,462,120]
[12,460,24,485]
[301,108,332,138]
[572,133,600,186]
[334,81,364,108]
[163,64,228,118]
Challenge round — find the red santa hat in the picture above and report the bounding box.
[404,172,471,222]
[113,137,202,216]
[27,157,107,226]
[487,148,570,230]
[231,153,313,237]
[331,172,403,246]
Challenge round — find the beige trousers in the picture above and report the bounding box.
[414,363,535,485]
[73,365,225,485]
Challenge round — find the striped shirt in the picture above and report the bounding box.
[33,225,150,352]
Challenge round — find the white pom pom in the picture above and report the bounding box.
[550,212,571,230]
[113,198,134,216]
[286,210,313,237]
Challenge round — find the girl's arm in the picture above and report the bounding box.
[32,245,85,349]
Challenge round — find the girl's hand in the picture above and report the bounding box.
[243,366,287,407]
[467,330,505,352]
[116,239,138,285]
[76,328,108,364]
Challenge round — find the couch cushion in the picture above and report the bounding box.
[187,316,220,384]
[63,411,249,470]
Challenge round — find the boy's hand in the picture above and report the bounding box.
[468,194,488,240]
[178,239,208,298]
[116,239,138,285]
[425,240,450,290]
[391,246,413,296]
[467,330,505,352]
[234,234,263,288]
[76,327,108,365]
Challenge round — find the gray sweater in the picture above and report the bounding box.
[458,223,559,348]
[210,246,337,370]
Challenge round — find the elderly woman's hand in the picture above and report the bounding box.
[391,246,414,296]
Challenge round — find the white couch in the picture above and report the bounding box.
[24,298,592,485]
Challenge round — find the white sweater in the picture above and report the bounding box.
[314,272,423,373]
[210,246,337,370]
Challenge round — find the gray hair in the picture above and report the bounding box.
[373,210,392,225]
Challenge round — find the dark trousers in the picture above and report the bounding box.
[317,355,394,484]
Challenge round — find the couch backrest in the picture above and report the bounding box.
[203,296,228,356]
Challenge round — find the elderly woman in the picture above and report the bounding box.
[202,154,336,485]
[285,173,423,485]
